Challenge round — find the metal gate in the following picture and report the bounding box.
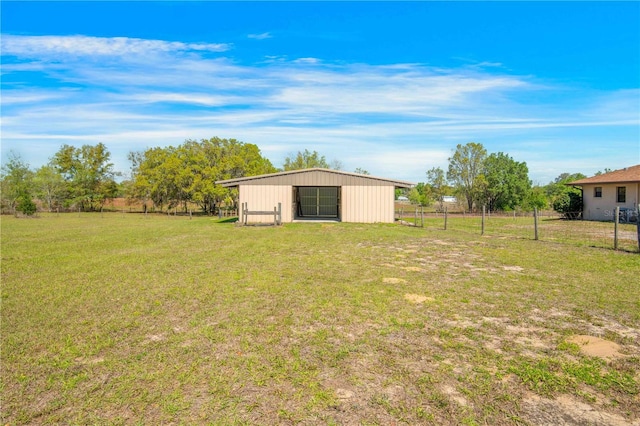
[296,187,339,218]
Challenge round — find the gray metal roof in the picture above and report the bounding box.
[216,168,413,188]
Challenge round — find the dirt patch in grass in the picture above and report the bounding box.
[404,293,435,304]
[383,277,406,284]
[522,394,638,426]
[566,335,627,360]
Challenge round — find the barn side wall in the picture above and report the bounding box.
[342,185,396,223]
[238,183,397,223]
[239,185,293,223]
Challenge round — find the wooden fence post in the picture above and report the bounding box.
[278,202,282,225]
[481,205,486,235]
[614,206,619,250]
[534,207,539,241]
[421,206,424,228]
[444,207,448,230]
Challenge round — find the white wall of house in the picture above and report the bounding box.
[582,183,639,221]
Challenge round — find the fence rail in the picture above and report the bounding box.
[240,202,282,226]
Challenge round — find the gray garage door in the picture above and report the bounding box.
[297,187,340,218]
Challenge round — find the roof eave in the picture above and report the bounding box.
[215,168,414,187]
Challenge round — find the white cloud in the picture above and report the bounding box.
[0,91,65,105]
[0,34,231,58]
[1,33,638,183]
[248,32,272,40]
[123,92,243,107]
[293,57,321,65]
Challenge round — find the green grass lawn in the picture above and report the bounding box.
[2,214,639,425]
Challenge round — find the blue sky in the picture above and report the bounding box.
[2,1,639,184]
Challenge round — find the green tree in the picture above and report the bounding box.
[183,137,276,213]
[407,182,428,206]
[283,149,331,170]
[33,165,67,212]
[425,167,447,210]
[354,168,370,175]
[128,137,276,214]
[553,191,583,219]
[523,186,549,211]
[0,153,34,215]
[16,194,37,216]
[128,146,175,212]
[447,142,487,211]
[594,168,612,176]
[545,173,585,219]
[482,152,531,211]
[545,173,586,218]
[51,143,118,211]
[545,172,586,200]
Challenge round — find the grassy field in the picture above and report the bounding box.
[2,214,639,425]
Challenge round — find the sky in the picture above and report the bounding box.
[1,1,639,185]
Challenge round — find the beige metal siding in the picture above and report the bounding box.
[240,185,293,223]
[342,185,395,223]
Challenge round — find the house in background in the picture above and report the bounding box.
[569,165,640,221]
[217,168,413,224]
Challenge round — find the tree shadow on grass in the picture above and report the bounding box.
[213,217,239,224]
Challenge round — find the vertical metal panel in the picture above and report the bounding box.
[240,185,292,223]
[342,185,395,223]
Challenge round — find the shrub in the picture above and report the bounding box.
[552,191,582,219]
[16,194,37,216]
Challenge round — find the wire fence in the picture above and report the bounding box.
[396,207,640,253]
[7,203,639,253]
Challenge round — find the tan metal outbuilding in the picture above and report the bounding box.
[216,168,413,224]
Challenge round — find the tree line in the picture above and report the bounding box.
[0,139,361,216]
[1,138,583,216]
[404,142,584,214]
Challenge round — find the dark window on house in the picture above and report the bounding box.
[617,187,626,203]
[594,187,602,198]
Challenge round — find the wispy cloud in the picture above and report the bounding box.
[0,34,231,58]
[248,32,272,40]
[1,33,638,183]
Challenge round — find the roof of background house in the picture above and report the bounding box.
[569,164,640,185]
